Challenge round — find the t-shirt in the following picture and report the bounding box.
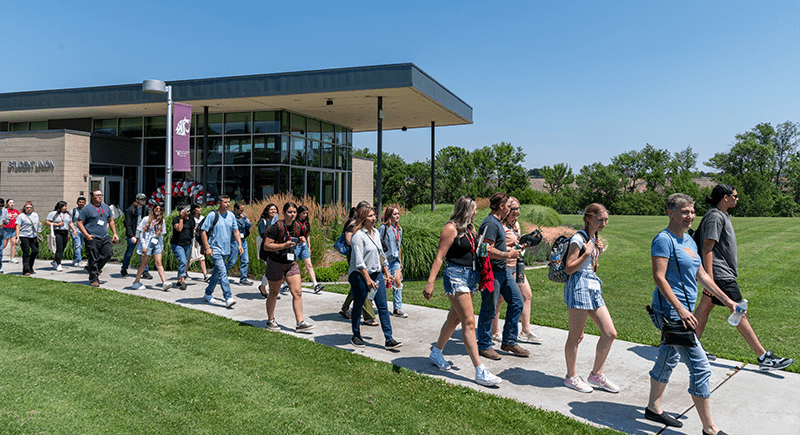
[4,209,19,229]
[697,207,737,280]
[46,211,71,231]
[479,213,507,270]
[78,203,113,238]
[265,220,295,263]
[232,213,251,240]
[379,223,402,261]
[17,212,40,238]
[0,208,8,227]
[650,229,700,318]
[569,230,595,277]
[200,210,236,256]
[171,216,195,246]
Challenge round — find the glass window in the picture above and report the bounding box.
[224,136,252,164]
[119,117,143,138]
[307,118,321,142]
[225,112,251,135]
[335,145,345,170]
[197,113,223,136]
[322,122,335,143]
[191,166,222,203]
[335,126,345,145]
[93,119,117,136]
[322,172,334,205]
[144,138,166,166]
[346,130,353,146]
[347,172,352,205]
[143,167,165,202]
[281,111,290,135]
[307,140,321,168]
[253,111,280,134]
[290,167,305,197]
[322,143,334,169]
[30,120,48,131]
[253,166,288,200]
[145,116,167,137]
[306,170,320,202]
[9,122,28,131]
[291,113,306,137]
[345,147,352,171]
[223,166,251,203]
[291,137,306,166]
[281,136,291,164]
[253,135,283,164]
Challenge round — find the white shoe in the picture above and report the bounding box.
[475,365,502,386]
[491,333,502,343]
[51,261,58,269]
[518,331,544,344]
[131,282,143,290]
[429,348,451,371]
[564,375,593,393]
[587,372,620,393]
[204,294,219,305]
[225,298,237,308]
[160,282,172,292]
[10,259,19,264]
[56,265,64,272]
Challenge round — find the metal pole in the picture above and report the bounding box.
[431,121,435,211]
[165,85,173,214]
[202,106,209,205]
[376,96,383,213]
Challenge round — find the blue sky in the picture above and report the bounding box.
[1,1,798,173]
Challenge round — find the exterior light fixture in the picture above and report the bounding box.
[326,99,333,106]
[142,79,174,214]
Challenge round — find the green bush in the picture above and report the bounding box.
[527,205,562,227]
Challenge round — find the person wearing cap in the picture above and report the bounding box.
[121,193,152,279]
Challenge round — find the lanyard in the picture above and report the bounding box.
[464,229,477,271]
[93,204,104,217]
[391,224,400,244]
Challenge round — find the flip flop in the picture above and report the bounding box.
[258,284,268,299]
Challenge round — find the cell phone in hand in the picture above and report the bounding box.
[291,237,299,244]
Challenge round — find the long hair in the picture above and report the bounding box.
[502,197,520,226]
[297,205,309,224]
[489,191,509,211]
[260,203,278,221]
[583,203,608,240]
[449,196,477,235]
[54,200,68,212]
[145,203,164,231]
[383,205,400,226]
[706,184,735,206]
[352,204,374,234]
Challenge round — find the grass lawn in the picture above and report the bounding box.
[0,275,620,435]
[328,214,799,373]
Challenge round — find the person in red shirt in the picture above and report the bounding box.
[3,199,20,264]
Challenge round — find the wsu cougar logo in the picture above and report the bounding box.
[175,117,191,136]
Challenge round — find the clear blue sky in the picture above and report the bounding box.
[2,1,798,173]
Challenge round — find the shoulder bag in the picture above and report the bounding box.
[658,233,698,347]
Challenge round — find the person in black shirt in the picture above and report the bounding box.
[171,203,195,290]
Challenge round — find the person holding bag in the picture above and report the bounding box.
[46,201,75,272]
[130,204,172,291]
[16,201,41,276]
[645,193,736,435]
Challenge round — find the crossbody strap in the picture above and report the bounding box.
[657,230,692,311]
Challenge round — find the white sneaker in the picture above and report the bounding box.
[159,282,172,292]
[225,298,237,308]
[429,348,451,371]
[56,265,63,272]
[10,258,19,264]
[475,365,502,386]
[564,375,593,393]
[78,261,86,268]
[204,294,219,305]
[131,282,143,290]
[518,331,544,344]
[51,261,58,269]
[587,372,620,393]
[491,333,502,343]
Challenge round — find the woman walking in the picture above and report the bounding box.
[645,193,735,435]
[347,204,402,350]
[294,205,325,294]
[46,201,76,272]
[16,202,41,276]
[262,202,315,333]
[257,202,279,298]
[379,206,405,317]
[171,203,195,290]
[188,204,209,282]
[4,199,20,264]
[130,204,172,291]
[562,203,619,393]
[423,196,501,386]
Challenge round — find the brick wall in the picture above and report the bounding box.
[351,156,373,206]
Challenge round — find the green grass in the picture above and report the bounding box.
[0,275,620,435]
[328,214,799,373]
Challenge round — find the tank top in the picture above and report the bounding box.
[446,229,475,267]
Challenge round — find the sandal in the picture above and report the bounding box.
[258,284,268,299]
[363,319,379,326]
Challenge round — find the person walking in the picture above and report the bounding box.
[294,205,325,294]
[338,202,378,325]
[188,204,209,282]
[0,198,7,273]
[76,190,119,287]
[261,202,315,333]
[121,193,151,279]
[130,203,171,291]
[171,203,195,290]
[476,192,527,361]
[199,194,241,308]
[423,196,502,386]
[561,203,619,393]
[45,201,76,272]
[257,202,279,298]
[379,206,405,317]
[693,184,793,371]
[645,193,735,435]
[16,202,41,276]
[69,196,87,267]
[347,204,402,350]
[3,199,20,264]
[225,201,253,286]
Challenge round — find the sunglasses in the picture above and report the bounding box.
[729,194,739,199]
[509,207,520,211]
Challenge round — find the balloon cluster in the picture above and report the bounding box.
[149,180,214,207]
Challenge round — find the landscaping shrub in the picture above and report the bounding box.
[527,205,562,227]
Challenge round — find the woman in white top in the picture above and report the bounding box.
[188,204,209,281]
[131,204,171,291]
[46,201,76,272]
[347,204,402,350]
[16,201,41,276]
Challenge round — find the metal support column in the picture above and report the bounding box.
[376,96,383,213]
[202,106,209,205]
[431,121,435,211]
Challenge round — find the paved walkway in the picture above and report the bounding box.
[4,258,797,434]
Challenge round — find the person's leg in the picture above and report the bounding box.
[217,254,233,300]
[286,272,305,323]
[20,237,32,274]
[518,278,533,335]
[565,308,588,378]
[266,279,282,320]
[587,305,617,376]
[372,273,393,342]
[477,281,500,350]
[679,344,715,433]
[0,231,4,272]
[303,257,317,284]
[736,315,767,357]
[694,293,715,338]
[54,231,67,265]
[172,244,188,282]
[205,254,223,297]
[72,232,83,264]
[435,305,461,351]
[121,238,136,271]
[85,237,100,283]
[647,343,681,414]
[29,237,39,271]
[647,377,669,415]
[348,271,368,339]
[96,237,112,274]
[239,242,249,280]
[225,240,239,272]
[134,255,150,283]
[500,271,523,346]
[154,253,167,283]
[692,395,720,435]
[341,289,354,312]
[451,292,482,368]
[491,295,504,337]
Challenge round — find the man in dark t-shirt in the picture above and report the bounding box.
[476,192,527,361]
[76,190,119,287]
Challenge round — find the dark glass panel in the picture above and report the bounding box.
[205,137,223,165]
[291,113,306,137]
[322,122,334,143]
[306,170,320,202]
[224,136,252,164]
[322,143,334,169]
[30,121,48,131]
[197,113,223,136]
[253,166,285,201]
[119,117,143,138]
[306,118,321,142]
[281,111,290,135]
[335,126,345,145]
[291,137,306,166]
[144,138,166,166]
[223,166,251,203]
[253,135,282,164]
[224,112,251,135]
[93,119,117,136]
[321,172,334,205]
[9,122,28,131]
[145,116,167,137]
[290,167,305,197]
[307,140,321,168]
[253,111,280,133]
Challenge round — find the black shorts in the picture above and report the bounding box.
[703,278,742,306]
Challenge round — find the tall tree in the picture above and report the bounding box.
[539,163,574,195]
[492,142,528,193]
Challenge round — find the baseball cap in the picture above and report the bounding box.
[136,193,147,200]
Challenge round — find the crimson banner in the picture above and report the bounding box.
[172,102,193,172]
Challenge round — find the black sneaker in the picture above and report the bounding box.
[239,278,253,286]
[339,309,351,319]
[385,339,403,350]
[141,271,154,280]
[351,336,365,347]
[644,407,683,428]
[758,351,794,371]
[179,281,187,291]
[120,269,128,277]
[705,352,717,361]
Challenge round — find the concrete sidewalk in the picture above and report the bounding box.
[4,258,797,434]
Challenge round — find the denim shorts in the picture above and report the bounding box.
[294,242,310,261]
[443,263,477,295]
[387,258,401,275]
[4,228,16,239]
[137,237,164,256]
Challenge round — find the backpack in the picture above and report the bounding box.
[259,220,287,262]
[547,230,588,283]
[195,211,220,246]
[378,224,390,252]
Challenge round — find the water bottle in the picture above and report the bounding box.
[516,258,525,283]
[728,299,748,326]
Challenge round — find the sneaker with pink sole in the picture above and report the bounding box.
[587,372,620,393]
[564,375,593,393]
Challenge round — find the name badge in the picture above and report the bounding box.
[587,279,601,291]
[97,221,106,227]
[286,253,295,262]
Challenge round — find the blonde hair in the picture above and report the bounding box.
[582,203,608,239]
[449,196,477,235]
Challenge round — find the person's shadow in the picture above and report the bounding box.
[568,400,689,434]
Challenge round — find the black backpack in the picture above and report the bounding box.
[259,220,288,262]
[195,211,220,246]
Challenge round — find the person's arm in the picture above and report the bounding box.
[201,230,212,257]
[423,223,456,299]
[701,238,716,281]
[652,255,697,329]
[108,215,118,243]
[234,229,243,255]
[485,237,520,261]
[76,220,91,240]
[696,266,737,312]
[174,217,184,232]
[565,238,595,275]
[344,228,354,246]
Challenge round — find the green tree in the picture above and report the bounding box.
[539,163,575,195]
[492,142,528,193]
[402,161,432,208]
[575,162,624,208]
[611,150,644,192]
[435,146,475,203]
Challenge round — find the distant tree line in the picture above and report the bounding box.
[358,121,800,217]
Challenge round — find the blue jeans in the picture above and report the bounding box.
[225,240,248,280]
[72,231,84,263]
[171,244,192,279]
[206,252,233,300]
[477,268,523,350]
[122,238,148,272]
[649,309,712,397]
[348,270,393,343]
[0,230,4,271]
[387,258,403,310]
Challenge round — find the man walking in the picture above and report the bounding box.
[694,184,793,371]
[0,198,7,274]
[121,193,152,278]
[476,192,528,360]
[76,190,119,287]
[200,194,243,308]
[226,201,253,286]
[69,196,87,267]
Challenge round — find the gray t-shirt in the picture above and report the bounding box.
[698,207,737,279]
[0,208,7,227]
[479,213,507,270]
[79,203,113,239]
[17,212,40,238]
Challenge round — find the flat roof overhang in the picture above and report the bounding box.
[0,63,472,133]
